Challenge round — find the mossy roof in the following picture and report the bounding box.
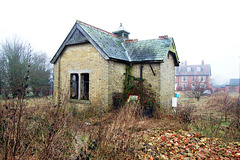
[79,22,130,61]
[50,20,179,65]
[126,38,172,62]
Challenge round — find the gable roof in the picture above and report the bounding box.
[50,20,179,65]
[175,64,211,76]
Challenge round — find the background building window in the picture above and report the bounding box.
[197,67,201,72]
[192,76,195,81]
[187,67,191,72]
[200,76,205,82]
[181,83,188,90]
[182,76,187,82]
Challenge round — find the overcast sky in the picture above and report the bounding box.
[1,0,239,85]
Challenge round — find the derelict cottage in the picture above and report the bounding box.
[50,21,179,108]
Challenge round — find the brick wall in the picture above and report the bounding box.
[53,43,176,109]
[131,63,161,102]
[107,61,126,106]
[53,43,110,108]
[176,75,213,92]
[159,53,175,108]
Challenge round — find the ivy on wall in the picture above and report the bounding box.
[122,65,158,117]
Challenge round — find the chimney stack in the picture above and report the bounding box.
[159,35,168,39]
[125,39,138,44]
[202,60,204,65]
[185,60,187,65]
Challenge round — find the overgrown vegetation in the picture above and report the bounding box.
[0,92,240,159]
[121,65,162,117]
[177,92,240,142]
[0,96,180,159]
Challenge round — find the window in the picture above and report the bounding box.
[197,67,201,72]
[192,76,195,82]
[69,70,91,100]
[70,74,79,99]
[200,76,205,82]
[80,73,89,100]
[182,76,187,82]
[181,83,187,90]
[187,67,191,72]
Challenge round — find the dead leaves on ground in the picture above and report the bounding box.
[125,129,240,159]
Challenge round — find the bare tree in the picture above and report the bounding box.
[29,52,51,96]
[0,36,50,98]
[192,81,207,100]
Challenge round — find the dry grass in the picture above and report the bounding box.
[177,92,240,141]
[1,92,239,159]
[0,97,182,159]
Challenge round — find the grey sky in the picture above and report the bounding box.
[1,0,239,85]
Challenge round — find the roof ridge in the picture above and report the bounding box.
[77,20,119,38]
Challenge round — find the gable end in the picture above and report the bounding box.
[65,29,88,45]
[50,22,110,64]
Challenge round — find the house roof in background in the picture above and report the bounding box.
[176,64,211,76]
[229,79,240,86]
[50,20,179,65]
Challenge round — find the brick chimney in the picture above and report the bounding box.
[125,39,138,44]
[159,35,168,39]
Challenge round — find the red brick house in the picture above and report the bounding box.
[225,79,240,93]
[175,60,213,93]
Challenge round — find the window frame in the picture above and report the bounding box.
[192,76,195,82]
[68,70,92,102]
[197,67,201,72]
[200,76,205,82]
[70,73,79,99]
[182,76,187,82]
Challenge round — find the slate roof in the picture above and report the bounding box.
[78,22,130,61]
[176,64,211,76]
[50,20,179,65]
[126,39,172,62]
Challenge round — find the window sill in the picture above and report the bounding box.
[69,99,91,104]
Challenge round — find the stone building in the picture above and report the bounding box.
[50,20,179,108]
[175,60,213,92]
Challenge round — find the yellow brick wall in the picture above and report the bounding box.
[130,53,175,108]
[53,43,110,108]
[159,53,175,108]
[107,61,126,105]
[131,63,161,102]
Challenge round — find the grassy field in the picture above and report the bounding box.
[0,93,239,159]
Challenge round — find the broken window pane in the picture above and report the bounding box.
[70,74,79,99]
[80,73,89,100]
